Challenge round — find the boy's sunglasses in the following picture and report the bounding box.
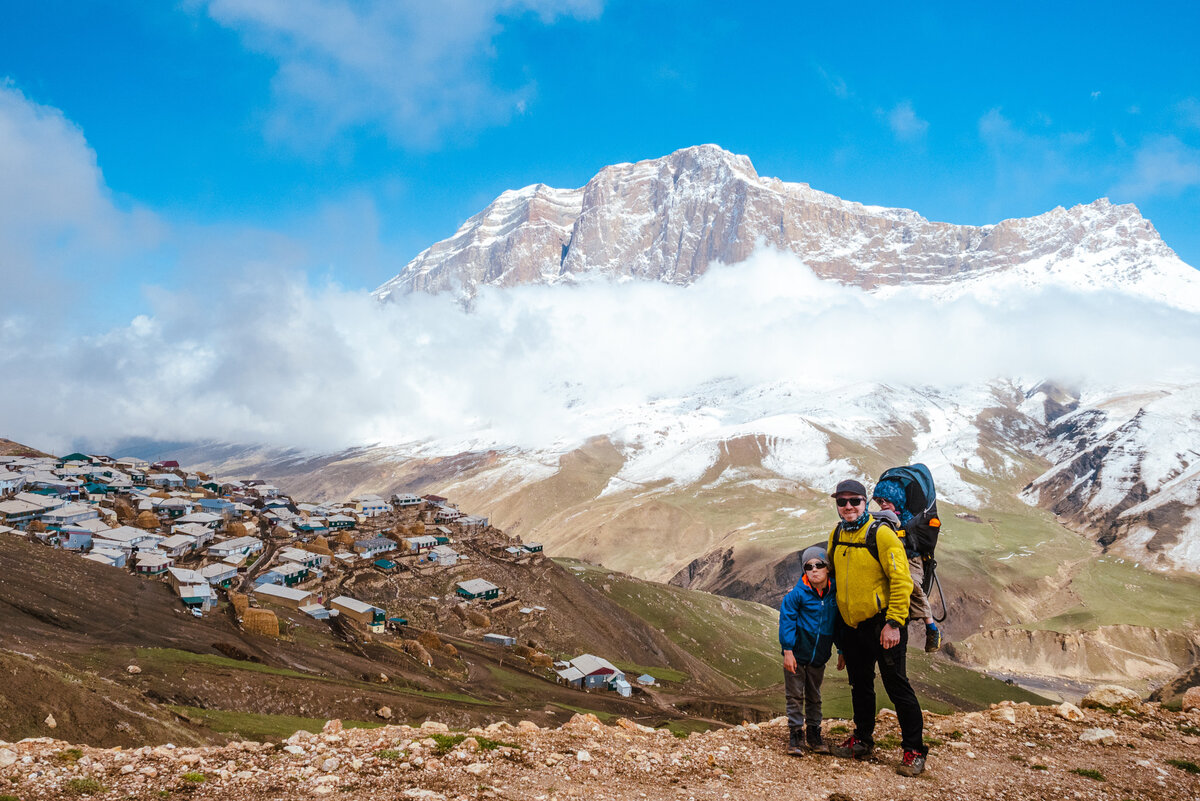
[835,497,865,507]
[803,561,827,571]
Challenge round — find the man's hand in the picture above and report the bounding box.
[836,653,845,671]
[783,651,797,674]
[880,623,901,649]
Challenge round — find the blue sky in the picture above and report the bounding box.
[2,1,1198,325]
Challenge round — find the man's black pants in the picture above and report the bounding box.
[840,614,926,754]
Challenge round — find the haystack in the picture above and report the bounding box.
[417,630,444,653]
[135,510,160,530]
[402,640,433,666]
[530,652,554,668]
[114,499,136,523]
[270,525,291,539]
[443,644,458,659]
[302,538,334,557]
[242,608,280,637]
[410,521,426,535]
[224,521,247,538]
[228,591,249,616]
[466,610,491,628]
[27,519,46,534]
[334,531,356,548]
[150,491,171,500]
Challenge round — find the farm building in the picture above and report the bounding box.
[482,633,515,646]
[401,535,437,553]
[253,583,314,610]
[456,579,500,600]
[330,596,386,628]
[554,654,630,695]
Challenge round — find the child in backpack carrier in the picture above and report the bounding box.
[778,544,838,756]
[871,480,942,652]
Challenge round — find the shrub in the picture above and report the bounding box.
[181,772,206,783]
[1166,759,1200,775]
[64,778,104,796]
[54,748,83,763]
[1071,768,1105,781]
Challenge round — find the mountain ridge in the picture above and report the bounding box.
[373,144,1199,310]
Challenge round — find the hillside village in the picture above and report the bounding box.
[0,448,646,698]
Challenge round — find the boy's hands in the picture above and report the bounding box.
[783,650,797,674]
[836,654,845,671]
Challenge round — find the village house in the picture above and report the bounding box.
[58,529,94,551]
[330,595,386,629]
[353,536,397,560]
[156,533,198,558]
[174,511,222,528]
[326,513,356,530]
[523,542,544,553]
[294,519,329,537]
[207,536,264,559]
[255,561,309,587]
[554,654,632,696]
[172,522,216,546]
[352,495,392,517]
[199,561,238,587]
[456,578,500,600]
[155,497,194,518]
[391,493,422,507]
[401,534,437,553]
[167,567,217,611]
[429,544,459,566]
[0,472,27,495]
[279,546,329,569]
[133,551,172,577]
[482,633,515,646]
[83,547,126,568]
[92,526,163,554]
[0,498,45,528]
[194,497,234,517]
[147,473,184,489]
[253,583,313,610]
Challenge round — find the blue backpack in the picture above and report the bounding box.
[877,463,941,556]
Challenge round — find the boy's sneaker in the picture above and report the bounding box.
[896,749,927,776]
[830,735,873,760]
[925,624,942,653]
[786,727,804,757]
[805,727,829,754]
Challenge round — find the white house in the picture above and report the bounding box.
[429,544,459,566]
[207,536,264,559]
[200,561,238,587]
[157,533,198,558]
[352,495,392,517]
[174,511,222,528]
[554,654,629,695]
[252,583,313,609]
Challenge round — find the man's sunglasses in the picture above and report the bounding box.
[803,561,827,571]
[835,497,865,507]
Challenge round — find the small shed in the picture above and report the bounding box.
[330,595,386,627]
[253,583,314,610]
[482,633,515,646]
[456,579,500,600]
[373,558,397,572]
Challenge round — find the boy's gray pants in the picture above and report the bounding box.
[908,555,932,621]
[784,663,825,728]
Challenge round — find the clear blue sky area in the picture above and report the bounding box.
[3,1,1199,320]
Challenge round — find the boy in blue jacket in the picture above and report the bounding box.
[779,544,838,755]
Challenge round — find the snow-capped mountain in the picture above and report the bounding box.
[374,144,1200,312]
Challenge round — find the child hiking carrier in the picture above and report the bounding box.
[876,463,947,623]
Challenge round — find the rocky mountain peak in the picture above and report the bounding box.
[374,146,1197,308]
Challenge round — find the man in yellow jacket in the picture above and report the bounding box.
[826,479,928,777]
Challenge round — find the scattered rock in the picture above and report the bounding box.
[126,665,142,674]
[1079,728,1118,745]
[1182,686,1200,712]
[379,673,389,683]
[0,749,15,768]
[321,757,340,772]
[576,749,592,762]
[464,762,488,775]
[44,714,56,729]
[322,719,343,735]
[376,706,393,720]
[420,721,449,732]
[1081,685,1141,711]
[1055,702,1086,721]
[284,745,305,755]
[990,707,1017,725]
[517,720,541,732]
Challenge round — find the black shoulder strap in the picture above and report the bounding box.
[831,521,883,564]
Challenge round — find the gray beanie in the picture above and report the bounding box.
[801,544,827,568]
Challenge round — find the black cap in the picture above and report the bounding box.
[831,479,867,497]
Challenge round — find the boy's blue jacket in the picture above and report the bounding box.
[778,574,837,667]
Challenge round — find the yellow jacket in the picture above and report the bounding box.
[827,514,913,628]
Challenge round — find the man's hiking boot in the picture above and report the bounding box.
[805,727,829,754]
[830,735,873,760]
[786,726,805,757]
[896,749,927,776]
[925,623,942,653]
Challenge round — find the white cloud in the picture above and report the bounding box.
[201,0,603,148]
[1111,135,1200,199]
[0,82,162,318]
[3,247,1199,456]
[887,100,928,141]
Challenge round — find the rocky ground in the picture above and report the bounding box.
[3,694,1198,801]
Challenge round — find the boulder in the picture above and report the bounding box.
[44,714,56,729]
[376,707,393,720]
[1079,728,1118,745]
[1080,685,1141,711]
[126,665,142,675]
[1182,686,1200,712]
[322,719,343,735]
[990,707,1017,725]
[1055,702,1085,721]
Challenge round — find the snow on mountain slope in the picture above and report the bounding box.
[373,144,1200,312]
[1022,384,1200,572]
